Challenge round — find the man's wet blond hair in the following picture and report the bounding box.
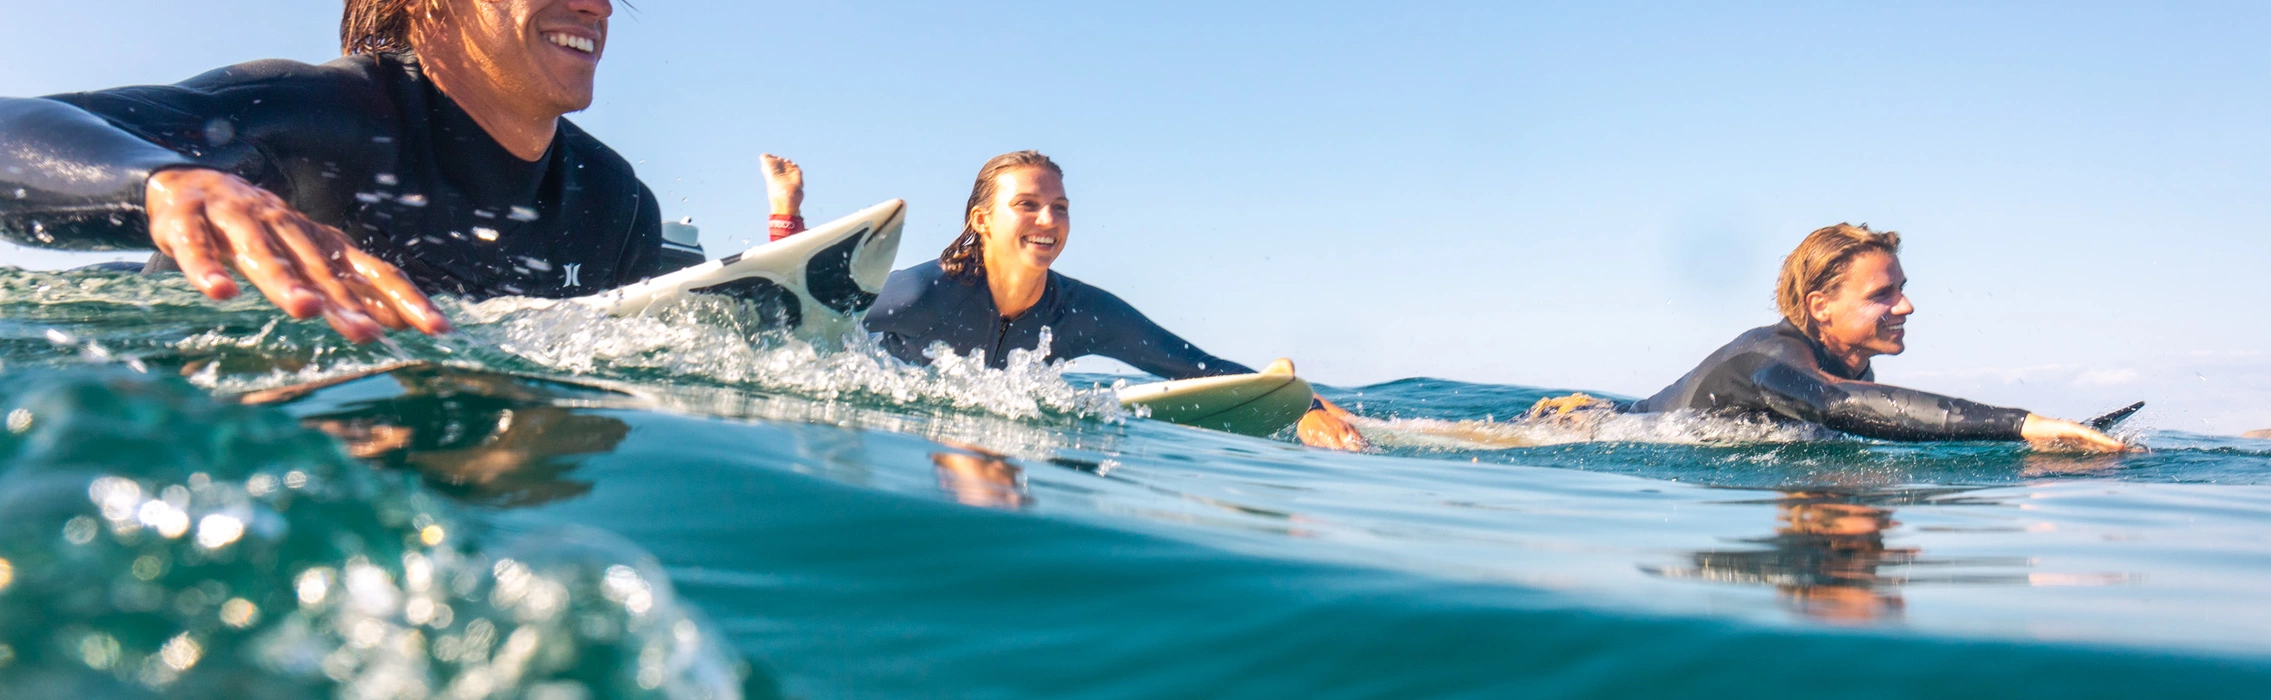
[1775,223,1901,338]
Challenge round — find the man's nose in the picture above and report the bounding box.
[1891,293,1915,316]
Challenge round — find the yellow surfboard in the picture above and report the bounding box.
[1116,358,1313,437]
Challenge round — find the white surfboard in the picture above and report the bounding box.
[1117,358,1314,437]
[574,199,906,339]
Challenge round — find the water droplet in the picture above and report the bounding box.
[375,173,399,186]
[355,192,384,203]
[473,227,500,242]
[159,633,202,671]
[397,193,428,207]
[10,188,22,199]
[508,206,539,222]
[195,514,245,549]
[5,408,29,433]
[473,209,497,219]
[62,516,97,544]
[202,118,235,146]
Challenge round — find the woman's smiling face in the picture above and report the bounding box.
[976,166,1070,275]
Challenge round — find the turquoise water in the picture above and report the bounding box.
[3,267,2270,698]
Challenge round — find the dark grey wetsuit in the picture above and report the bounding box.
[864,260,1253,379]
[1630,321,2028,441]
[0,52,700,298]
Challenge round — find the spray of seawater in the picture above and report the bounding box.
[1355,409,1834,451]
[0,368,749,698]
[1,268,1126,426]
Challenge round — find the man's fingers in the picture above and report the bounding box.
[204,201,324,319]
[266,215,388,335]
[345,248,453,335]
[149,201,239,299]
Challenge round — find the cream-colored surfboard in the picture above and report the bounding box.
[1117,358,1314,437]
[574,199,906,339]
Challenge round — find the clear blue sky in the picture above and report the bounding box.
[4,1,2265,431]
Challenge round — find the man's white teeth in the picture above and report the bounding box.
[1026,237,1056,246]
[546,33,596,54]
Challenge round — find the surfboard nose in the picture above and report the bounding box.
[852,199,908,293]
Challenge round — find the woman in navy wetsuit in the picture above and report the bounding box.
[856,150,1369,451]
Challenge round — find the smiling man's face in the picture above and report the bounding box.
[429,0,612,114]
[1810,250,1914,363]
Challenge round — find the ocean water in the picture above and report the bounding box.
[2,266,2269,698]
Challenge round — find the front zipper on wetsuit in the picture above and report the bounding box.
[990,317,1011,362]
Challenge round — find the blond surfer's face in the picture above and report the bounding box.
[1809,251,1914,360]
[975,167,1070,275]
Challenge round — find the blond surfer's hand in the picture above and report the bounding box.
[2021,414,2127,453]
[145,167,451,343]
[1298,397,1371,452]
[760,153,803,217]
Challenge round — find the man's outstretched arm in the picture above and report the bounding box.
[0,95,449,342]
[0,96,195,249]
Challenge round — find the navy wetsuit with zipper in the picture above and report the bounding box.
[864,260,1254,379]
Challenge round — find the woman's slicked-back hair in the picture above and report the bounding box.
[939,150,1063,281]
[1775,222,1902,337]
[340,0,441,55]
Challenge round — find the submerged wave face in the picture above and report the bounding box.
[8,266,2271,697]
[0,369,749,699]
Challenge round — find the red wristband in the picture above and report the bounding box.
[768,214,806,241]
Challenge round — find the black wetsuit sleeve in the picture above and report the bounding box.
[862,266,947,364]
[0,96,204,249]
[1749,361,2030,441]
[1074,287,1253,380]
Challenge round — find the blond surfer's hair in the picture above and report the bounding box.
[1775,223,1902,337]
[940,150,1064,281]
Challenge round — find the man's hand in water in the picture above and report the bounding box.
[1298,397,1372,452]
[2021,414,2127,453]
[146,168,451,343]
[761,153,803,217]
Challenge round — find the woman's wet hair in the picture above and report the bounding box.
[340,0,440,55]
[940,150,1064,281]
[1775,223,1902,337]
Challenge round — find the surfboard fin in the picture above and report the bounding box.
[1261,358,1296,376]
[2086,401,2146,432]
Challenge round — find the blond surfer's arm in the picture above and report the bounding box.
[1299,396,1370,451]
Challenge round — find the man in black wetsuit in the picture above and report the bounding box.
[1603,223,2122,451]
[0,0,700,343]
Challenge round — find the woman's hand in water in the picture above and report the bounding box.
[1298,397,1372,452]
[760,153,803,217]
[145,168,451,343]
[2021,414,2128,453]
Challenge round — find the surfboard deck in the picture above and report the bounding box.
[474,199,906,340]
[1117,358,1313,437]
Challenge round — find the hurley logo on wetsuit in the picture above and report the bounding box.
[564,263,583,288]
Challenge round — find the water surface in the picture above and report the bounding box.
[3,267,2268,698]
